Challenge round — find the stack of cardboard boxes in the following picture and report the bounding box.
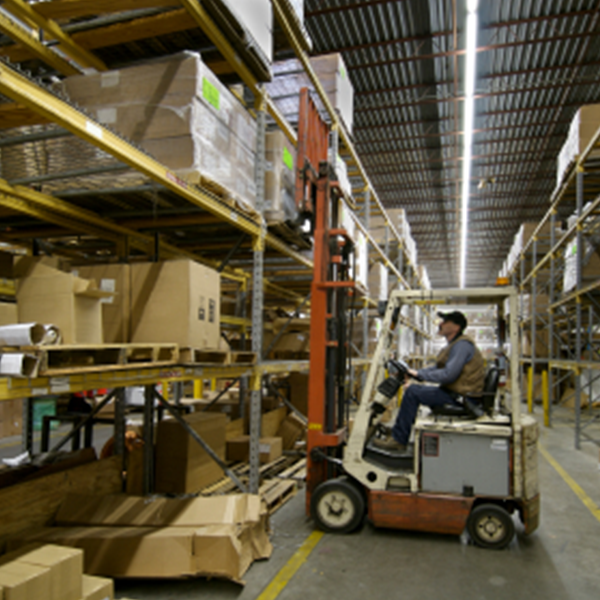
[13,258,221,348]
[0,543,113,600]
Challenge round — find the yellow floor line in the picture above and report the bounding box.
[256,530,324,600]
[539,443,600,524]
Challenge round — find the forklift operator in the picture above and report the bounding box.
[373,310,485,453]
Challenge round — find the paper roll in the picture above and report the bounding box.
[0,323,46,346]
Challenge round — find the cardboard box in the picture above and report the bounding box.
[81,574,113,600]
[14,259,111,344]
[75,264,131,343]
[0,399,22,439]
[55,53,257,214]
[130,259,220,348]
[0,544,83,600]
[557,104,600,185]
[226,435,283,464]
[56,493,265,528]
[277,413,306,450]
[267,53,354,133]
[288,372,309,416]
[264,130,297,225]
[0,302,17,326]
[21,493,272,583]
[155,411,227,494]
[0,561,51,600]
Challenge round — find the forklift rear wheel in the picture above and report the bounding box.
[467,503,515,550]
[311,478,365,534]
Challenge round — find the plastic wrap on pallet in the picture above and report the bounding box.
[328,148,352,198]
[34,53,258,216]
[266,53,354,133]
[264,131,298,224]
[368,262,389,301]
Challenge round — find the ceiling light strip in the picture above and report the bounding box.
[460,0,479,288]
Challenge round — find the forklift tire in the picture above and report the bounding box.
[310,478,366,534]
[467,503,515,550]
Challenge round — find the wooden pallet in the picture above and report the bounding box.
[30,343,179,376]
[259,478,298,514]
[179,348,230,365]
[229,351,257,365]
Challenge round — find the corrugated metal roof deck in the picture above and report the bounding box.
[304,0,600,286]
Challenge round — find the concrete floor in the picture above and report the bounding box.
[1,409,600,600]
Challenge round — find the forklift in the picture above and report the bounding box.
[295,89,539,549]
[308,287,540,549]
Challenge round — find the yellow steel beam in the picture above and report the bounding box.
[0,60,311,270]
[33,0,178,20]
[0,10,80,75]
[6,9,193,63]
[180,0,297,146]
[2,0,107,71]
[0,192,125,244]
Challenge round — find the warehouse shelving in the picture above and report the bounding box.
[506,123,600,448]
[0,1,429,493]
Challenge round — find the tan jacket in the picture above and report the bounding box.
[436,334,485,397]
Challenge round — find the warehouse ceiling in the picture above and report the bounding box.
[0,1,599,289]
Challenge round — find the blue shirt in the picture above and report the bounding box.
[417,338,475,385]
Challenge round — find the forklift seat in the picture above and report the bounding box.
[430,367,499,418]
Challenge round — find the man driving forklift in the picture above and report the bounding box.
[373,310,485,452]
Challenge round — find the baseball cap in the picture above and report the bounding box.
[437,310,468,330]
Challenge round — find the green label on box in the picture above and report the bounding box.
[202,77,220,110]
[283,147,294,171]
[340,65,347,79]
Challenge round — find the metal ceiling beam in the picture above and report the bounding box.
[2,0,107,71]
[353,118,571,135]
[345,31,596,73]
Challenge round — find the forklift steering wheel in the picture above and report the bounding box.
[387,359,422,381]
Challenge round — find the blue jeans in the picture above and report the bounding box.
[391,385,459,445]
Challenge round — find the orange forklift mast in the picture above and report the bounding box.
[295,88,359,514]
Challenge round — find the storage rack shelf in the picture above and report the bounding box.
[0,1,429,492]
[507,122,600,448]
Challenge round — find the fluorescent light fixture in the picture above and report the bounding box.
[459,0,479,288]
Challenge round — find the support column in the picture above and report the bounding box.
[548,211,556,425]
[575,168,584,449]
[249,90,267,493]
[143,384,155,494]
[21,397,33,454]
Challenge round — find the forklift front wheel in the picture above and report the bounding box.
[467,503,515,550]
[310,478,365,534]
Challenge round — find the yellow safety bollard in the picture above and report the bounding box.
[527,366,534,413]
[210,378,217,392]
[542,370,549,427]
[193,379,202,399]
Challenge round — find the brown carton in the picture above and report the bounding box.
[14,259,111,344]
[0,303,17,326]
[0,561,51,600]
[155,411,226,493]
[130,259,220,348]
[0,544,82,600]
[75,264,131,343]
[17,493,271,583]
[81,574,113,600]
[226,436,283,464]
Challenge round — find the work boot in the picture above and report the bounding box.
[372,436,407,452]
